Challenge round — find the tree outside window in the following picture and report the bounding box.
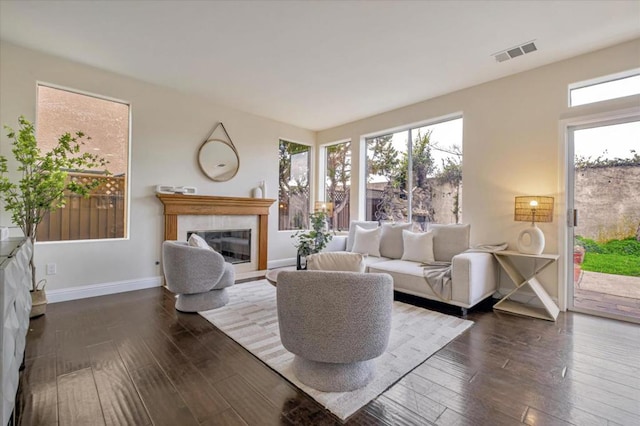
[279,140,311,230]
[324,141,351,231]
[366,117,463,228]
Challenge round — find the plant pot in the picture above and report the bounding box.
[573,251,584,264]
[296,252,307,270]
[30,289,47,318]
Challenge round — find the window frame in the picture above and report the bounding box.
[361,113,463,225]
[568,68,640,107]
[320,139,351,231]
[278,138,313,231]
[35,81,132,244]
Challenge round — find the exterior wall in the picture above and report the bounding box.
[575,165,640,241]
[0,41,315,292]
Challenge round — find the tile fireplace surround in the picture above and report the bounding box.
[156,194,275,270]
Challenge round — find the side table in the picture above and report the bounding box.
[493,250,560,321]
[265,266,296,285]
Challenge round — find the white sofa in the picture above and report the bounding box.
[324,222,497,315]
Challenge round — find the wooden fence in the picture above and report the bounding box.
[37,173,126,241]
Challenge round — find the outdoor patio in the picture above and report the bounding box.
[574,270,640,321]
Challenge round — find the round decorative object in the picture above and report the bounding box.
[517,224,545,255]
[252,186,263,198]
[198,138,240,182]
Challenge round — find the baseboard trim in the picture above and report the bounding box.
[46,276,163,303]
[268,258,296,269]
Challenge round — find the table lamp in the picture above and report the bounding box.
[314,201,333,215]
[514,196,554,254]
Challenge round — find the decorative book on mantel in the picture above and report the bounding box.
[156,185,197,195]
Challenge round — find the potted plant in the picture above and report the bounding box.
[291,211,333,270]
[0,116,109,317]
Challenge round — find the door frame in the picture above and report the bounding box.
[558,106,640,319]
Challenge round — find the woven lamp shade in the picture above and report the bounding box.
[314,201,333,215]
[514,196,554,223]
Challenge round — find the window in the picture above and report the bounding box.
[365,117,463,229]
[36,84,129,241]
[570,70,640,106]
[323,141,351,231]
[278,140,311,230]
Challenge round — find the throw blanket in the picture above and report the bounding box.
[422,243,508,301]
[422,261,454,301]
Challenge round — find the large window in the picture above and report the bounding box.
[323,141,351,231]
[366,117,463,229]
[279,140,311,230]
[570,69,640,106]
[36,84,129,241]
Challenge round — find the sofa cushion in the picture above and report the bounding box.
[401,230,435,263]
[379,222,413,259]
[188,234,212,250]
[346,220,378,252]
[306,252,365,272]
[429,223,470,262]
[351,226,381,257]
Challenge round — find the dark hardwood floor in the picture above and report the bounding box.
[17,280,640,425]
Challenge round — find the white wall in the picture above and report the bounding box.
[317,38,640,305]
[0,42,315,295]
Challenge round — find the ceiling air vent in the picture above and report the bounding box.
[493,40,537,63]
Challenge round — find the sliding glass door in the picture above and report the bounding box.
[567,117,640,323]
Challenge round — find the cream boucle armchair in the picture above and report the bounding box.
[162,241,235,312]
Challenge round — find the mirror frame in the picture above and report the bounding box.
[197,137,240,182]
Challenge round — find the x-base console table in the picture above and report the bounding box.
[493,250,560,321]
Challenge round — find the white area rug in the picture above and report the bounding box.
[199,280,473,421]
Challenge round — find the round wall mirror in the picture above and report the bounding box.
[198,138,240,182]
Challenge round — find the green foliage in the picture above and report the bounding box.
[366,135,400,181]
[1,117,109,289]
[575,149,639,169]
[581,253,640,277]
[575,236,604,253]
[577,236,640,277]
[576,236,640,255]
[291,211,333,256]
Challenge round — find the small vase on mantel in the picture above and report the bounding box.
[252,186,263,198]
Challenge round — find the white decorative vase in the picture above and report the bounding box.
[252,186,263,198]
[260,180,267,198]
[517,223,545,255]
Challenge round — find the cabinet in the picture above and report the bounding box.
[493,250,560,321]
[0,238,32,426]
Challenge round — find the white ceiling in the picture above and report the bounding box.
[1,1,639,131]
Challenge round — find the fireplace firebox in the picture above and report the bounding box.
[187,229,251,264]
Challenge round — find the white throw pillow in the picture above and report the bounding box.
[379,222,413,259]
[401,230,435,263]
[346,220,378,252]
[188,234,212,250]
[351,225,381,257]
[306,252,365,272]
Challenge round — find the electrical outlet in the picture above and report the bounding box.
[46,263,57,275]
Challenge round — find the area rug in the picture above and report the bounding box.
[199,280,473,421]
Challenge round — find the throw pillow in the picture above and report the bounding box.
[401,230,435,263]
[428,223,470,262]
[188,234,212,250]
[306,252,365,272]
[379,222,413,259]
[351,225,381,257]
[346,220,378,252]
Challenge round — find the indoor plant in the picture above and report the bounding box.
[291,211,333,269]
[0,116,108,316]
